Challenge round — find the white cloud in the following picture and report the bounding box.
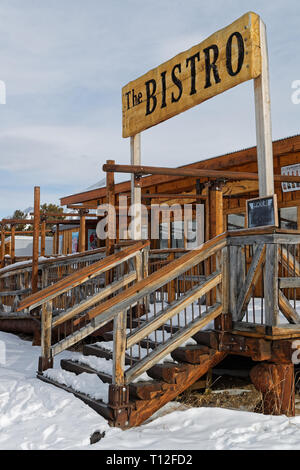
[0,0,299,217]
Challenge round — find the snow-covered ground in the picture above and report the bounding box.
[1,331,300,450]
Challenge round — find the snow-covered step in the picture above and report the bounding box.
[83,343,138,365]
[60,359,112,384]
[37,369,113,421]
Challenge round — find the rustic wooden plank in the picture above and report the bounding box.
[125,303,222,384]
[278,290,300,324]
[279,246,300,276]
[75,234,227,326]
[0,248,106,279]
[103,163,300,184]
[130,135,142,240]
[264,244,279,326]
[229,245,238,320]
[236,244,266,321]
[254,18,274,197]
[279,277,300,289]
[221,246,229,315]
[17,241,148,311]
[171,345,211,364]
[31,186,40,293]
[126,272,222,349]
[41,300,52,363]
[52,272,136,328]
[113,310,127,386]
[147,362,190,384]
[127,351,227,427]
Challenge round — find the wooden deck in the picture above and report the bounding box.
[0,227,299,426]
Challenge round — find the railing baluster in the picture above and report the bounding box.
[112,309,127,386]
[38,300,53,373]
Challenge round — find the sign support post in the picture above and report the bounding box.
[130,133,142,240]
[254,18,274,197]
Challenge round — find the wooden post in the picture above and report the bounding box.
[208,182,223,308]
[250,362,295,417]
[38,300,53,372]
[254,18,274,197]
[130,134,142,240]
[106,159,115,285]
[0,225,5,268]
[215,245,232,331]
[112,310,127,386]
[264,243,279,327]
[55,224,60,255]
[79,209,87,252]
[10,224,16,264]
[32,186,40,293]
[41,218,46,257]
[209,182,224,239]
[167,252,176,304]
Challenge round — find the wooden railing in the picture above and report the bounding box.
[14,226,300,405]
[17,241,150,371]
[20,235,225,387]
[227,228,300,334]
[0,248,107,316]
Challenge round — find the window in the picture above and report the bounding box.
[279,207,297,230]
[227,213,245,231]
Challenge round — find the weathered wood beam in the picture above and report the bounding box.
[278,290,300,324]
[236,244,266,321]
[51,272,136,328]
[254,18,274,197]
[102,163,300,184]
[32,186,40,293]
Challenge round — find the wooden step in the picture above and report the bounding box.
[171,344,211,364]
[129,380,175,400]
[60,359,112,383]
[146,362,190,384]
[131,318,181,335]
[193,330,219,349]
[102,331,159,350]
[83,343,138,366]
[37,372,114,421]
[128,351,227,427]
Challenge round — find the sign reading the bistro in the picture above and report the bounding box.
[122,12,261,138]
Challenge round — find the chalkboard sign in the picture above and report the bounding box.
[247,195,278,228]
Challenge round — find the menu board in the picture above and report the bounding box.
[247,195,278,228]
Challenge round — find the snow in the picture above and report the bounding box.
[44,369,109,402]
[2,330,300,450]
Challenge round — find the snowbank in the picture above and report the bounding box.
[1,331,300,450]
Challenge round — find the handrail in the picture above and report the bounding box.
[74,232,227,326]
[17,241,149,312]
[0,247,106,277]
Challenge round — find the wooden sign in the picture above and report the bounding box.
[247,195,278,228]
[122,12,261,138]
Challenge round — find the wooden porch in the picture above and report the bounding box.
[1,226,297,427]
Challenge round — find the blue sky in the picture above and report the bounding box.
[0,0,299,217]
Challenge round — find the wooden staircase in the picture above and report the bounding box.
[16,234,229,427]
[38,330,226,428]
